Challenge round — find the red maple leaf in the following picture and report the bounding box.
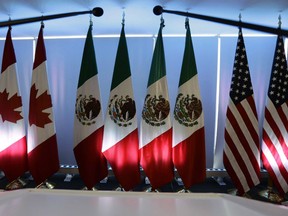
[0,89,23,123]
[29,84,52,128]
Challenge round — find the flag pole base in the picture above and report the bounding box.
[144,186,160,193]
[114,186,125,191]
[227,188,251,199]
[258,188,284,203]
[81,186,98,191]
[5,177,27,190]
[36,180,55,189]
[227,188,238,196]
[177,188,191,193]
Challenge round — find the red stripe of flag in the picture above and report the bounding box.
[226,103,260,171]
[224,129,255,190]
[74,126,107,189]
[140,129,174,189]
[223,151,245,194]
[0,137,27,181]
[173,128,206,187]
[103,129,140,191]
[262,130,288,178]
[28,135,59,184]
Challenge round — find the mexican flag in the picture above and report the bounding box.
[102,24,141,191]
[74,25,108,190]
[27,25,59,185]
[139,21,174,189]
[0,27,28,182]
[172,21,206,189]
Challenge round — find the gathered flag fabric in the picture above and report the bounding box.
[139,20,174,189]
[74,24,108,190]
[223,28,261,195]
[27,24,59,185]
[0,27,28,182]
[102,24,141,191]
[261,34,288,195]
[172,20,206,189]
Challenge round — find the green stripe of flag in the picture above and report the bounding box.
[147,24,166,87]
[110,25,131,90]
[179,23,197,87]
[78,25,98,88]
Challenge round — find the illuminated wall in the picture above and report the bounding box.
[0,33,279,167]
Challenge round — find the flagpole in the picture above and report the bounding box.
[0,7,104,27]
[153,5,288,36]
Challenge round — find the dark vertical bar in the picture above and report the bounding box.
[0,7,103,27]
[153,6,288,36]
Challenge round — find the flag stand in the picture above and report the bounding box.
[144,187,160,193]
[142,178,161,192]
[82,186,98,191]
[36,180,55,189]
[5,177,27,190]
[258,177,284,203]
[227,188,252,199]
[177,188,191,193]
[227,188,237,196]
[114,186,125,192]
[175,178,192,193]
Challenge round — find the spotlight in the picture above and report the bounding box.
[92,7,104,17]
[153,5,163,16]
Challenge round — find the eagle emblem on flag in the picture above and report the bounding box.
[142,94,170,126]
[75,94,101,125]
[108,94,136,127]
[174,93,202,127]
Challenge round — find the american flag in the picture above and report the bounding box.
[223,28,261,195]
[261,34,288,195]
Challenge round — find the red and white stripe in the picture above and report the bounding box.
[224,95,260,194]
[262,98,288,194]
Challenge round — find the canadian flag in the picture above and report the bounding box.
[0,27,28,183]
[27,24,59,185]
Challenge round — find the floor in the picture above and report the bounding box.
[0,172,287,206]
